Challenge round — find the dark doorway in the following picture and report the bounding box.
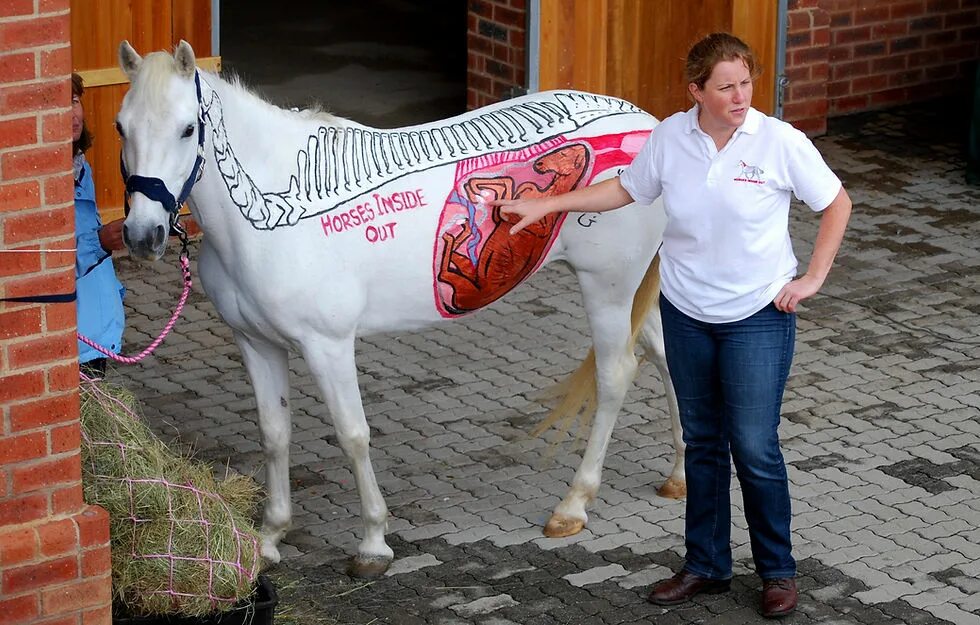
[219,0,467,128]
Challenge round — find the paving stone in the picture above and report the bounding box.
[616,563,674,590]
[923,605,980,625]
[385,553,442,577]
[562,563,630,587]
[450,594,519,617]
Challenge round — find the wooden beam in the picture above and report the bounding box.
[74,56,221,88]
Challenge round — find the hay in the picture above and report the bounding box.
[80,378,262,618]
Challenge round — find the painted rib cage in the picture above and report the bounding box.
[200,86,645,229]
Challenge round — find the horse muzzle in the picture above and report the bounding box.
[123,220,168,261]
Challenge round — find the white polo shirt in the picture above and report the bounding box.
[620,106,842,323]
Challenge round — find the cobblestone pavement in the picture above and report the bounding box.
[105,100,980,625]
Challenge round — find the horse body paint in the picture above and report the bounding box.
[117,41,685,577]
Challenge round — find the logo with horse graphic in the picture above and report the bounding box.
[735,159,766,184]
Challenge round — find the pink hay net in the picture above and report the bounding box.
[80,374,261,616]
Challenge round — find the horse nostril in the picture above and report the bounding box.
[122,223,131,247]
[153,224,166,249]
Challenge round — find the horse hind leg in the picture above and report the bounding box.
[302,338,393,578]
[546,274,637,538]
[234,333,293,564]
[637,305,687,499]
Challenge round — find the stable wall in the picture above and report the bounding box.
[785,0,979,135]
[468,0,980,136]
[0,2,112,624]
[468,0,528,109]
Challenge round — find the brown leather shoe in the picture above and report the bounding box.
[647,570,731,605]
[761,577,798,618]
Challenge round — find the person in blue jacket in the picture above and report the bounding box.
[73,72,126,377]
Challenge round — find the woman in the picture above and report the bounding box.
[73,73,126,377]
[490,33,851,618]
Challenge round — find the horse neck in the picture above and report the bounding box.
[201,75,358,174]
[205,75,355,141]
[192,75,360,237]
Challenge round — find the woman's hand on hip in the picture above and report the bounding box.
[774,274,823,313]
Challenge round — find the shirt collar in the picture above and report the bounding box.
[684,104,763,137]
[73,153,86,184]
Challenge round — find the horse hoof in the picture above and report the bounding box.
[260,542,282,566]
[544,514,585,538]
[348,555,392,579]
[657,477,687,499]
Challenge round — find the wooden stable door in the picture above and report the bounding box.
[538,0,778,120]
[70,0,219,221]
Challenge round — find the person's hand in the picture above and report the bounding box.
[487,197,555,235]
[99,219,125,252]
[773,274,823,313]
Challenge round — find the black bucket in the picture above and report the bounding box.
[113,575,277,625]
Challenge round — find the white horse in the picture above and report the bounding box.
[116,40,684,577]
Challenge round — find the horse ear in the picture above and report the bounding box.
[118,40,142,78]
[174,40,196,78]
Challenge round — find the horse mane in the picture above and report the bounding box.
[133,51,344,125]
[217,70,343,124]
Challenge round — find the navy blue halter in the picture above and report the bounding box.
[120,70,206,240]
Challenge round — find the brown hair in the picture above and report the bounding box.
[685,32,760,90]
[71,72,93,155]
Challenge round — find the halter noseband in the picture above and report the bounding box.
[120,70,206,242]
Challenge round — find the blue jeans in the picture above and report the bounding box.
[659,295,796,581]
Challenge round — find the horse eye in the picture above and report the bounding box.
[115,121,125,138]
[181,124,195,139]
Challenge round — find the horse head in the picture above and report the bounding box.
[116,40,204,261]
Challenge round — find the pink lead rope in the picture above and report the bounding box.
[77,254,192,364]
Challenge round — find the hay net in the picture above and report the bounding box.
[80,376,262,618]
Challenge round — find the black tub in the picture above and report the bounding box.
[113,575,277,625]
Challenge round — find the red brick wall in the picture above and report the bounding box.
[467,0,527,109]
[785,0,980,135]
[0,1,112,623]
[784,1,833,135]
[469,1,977,134]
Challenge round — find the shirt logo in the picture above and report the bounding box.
[735,160,766,184]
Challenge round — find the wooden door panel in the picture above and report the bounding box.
[173,0,212,56]
[71,0,129,70]
[539,1,589,92]
[733,0,777,117]
[539,0,776,120]
[576,0,609,93]
[81,84,127,222]
[70,0,218,221]
[130,0,173,54]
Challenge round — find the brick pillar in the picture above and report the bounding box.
[467,0,528,110]
[0,2,112,624]
[783,0,832,136]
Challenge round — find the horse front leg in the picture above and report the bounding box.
[547,280,636,537]
[302,338,393,578]
[638,305,686,499]
[233,332,293,564]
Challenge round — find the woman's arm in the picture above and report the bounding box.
[774,186,853,313]
[98,218,126,252]
[490,177,636,235]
